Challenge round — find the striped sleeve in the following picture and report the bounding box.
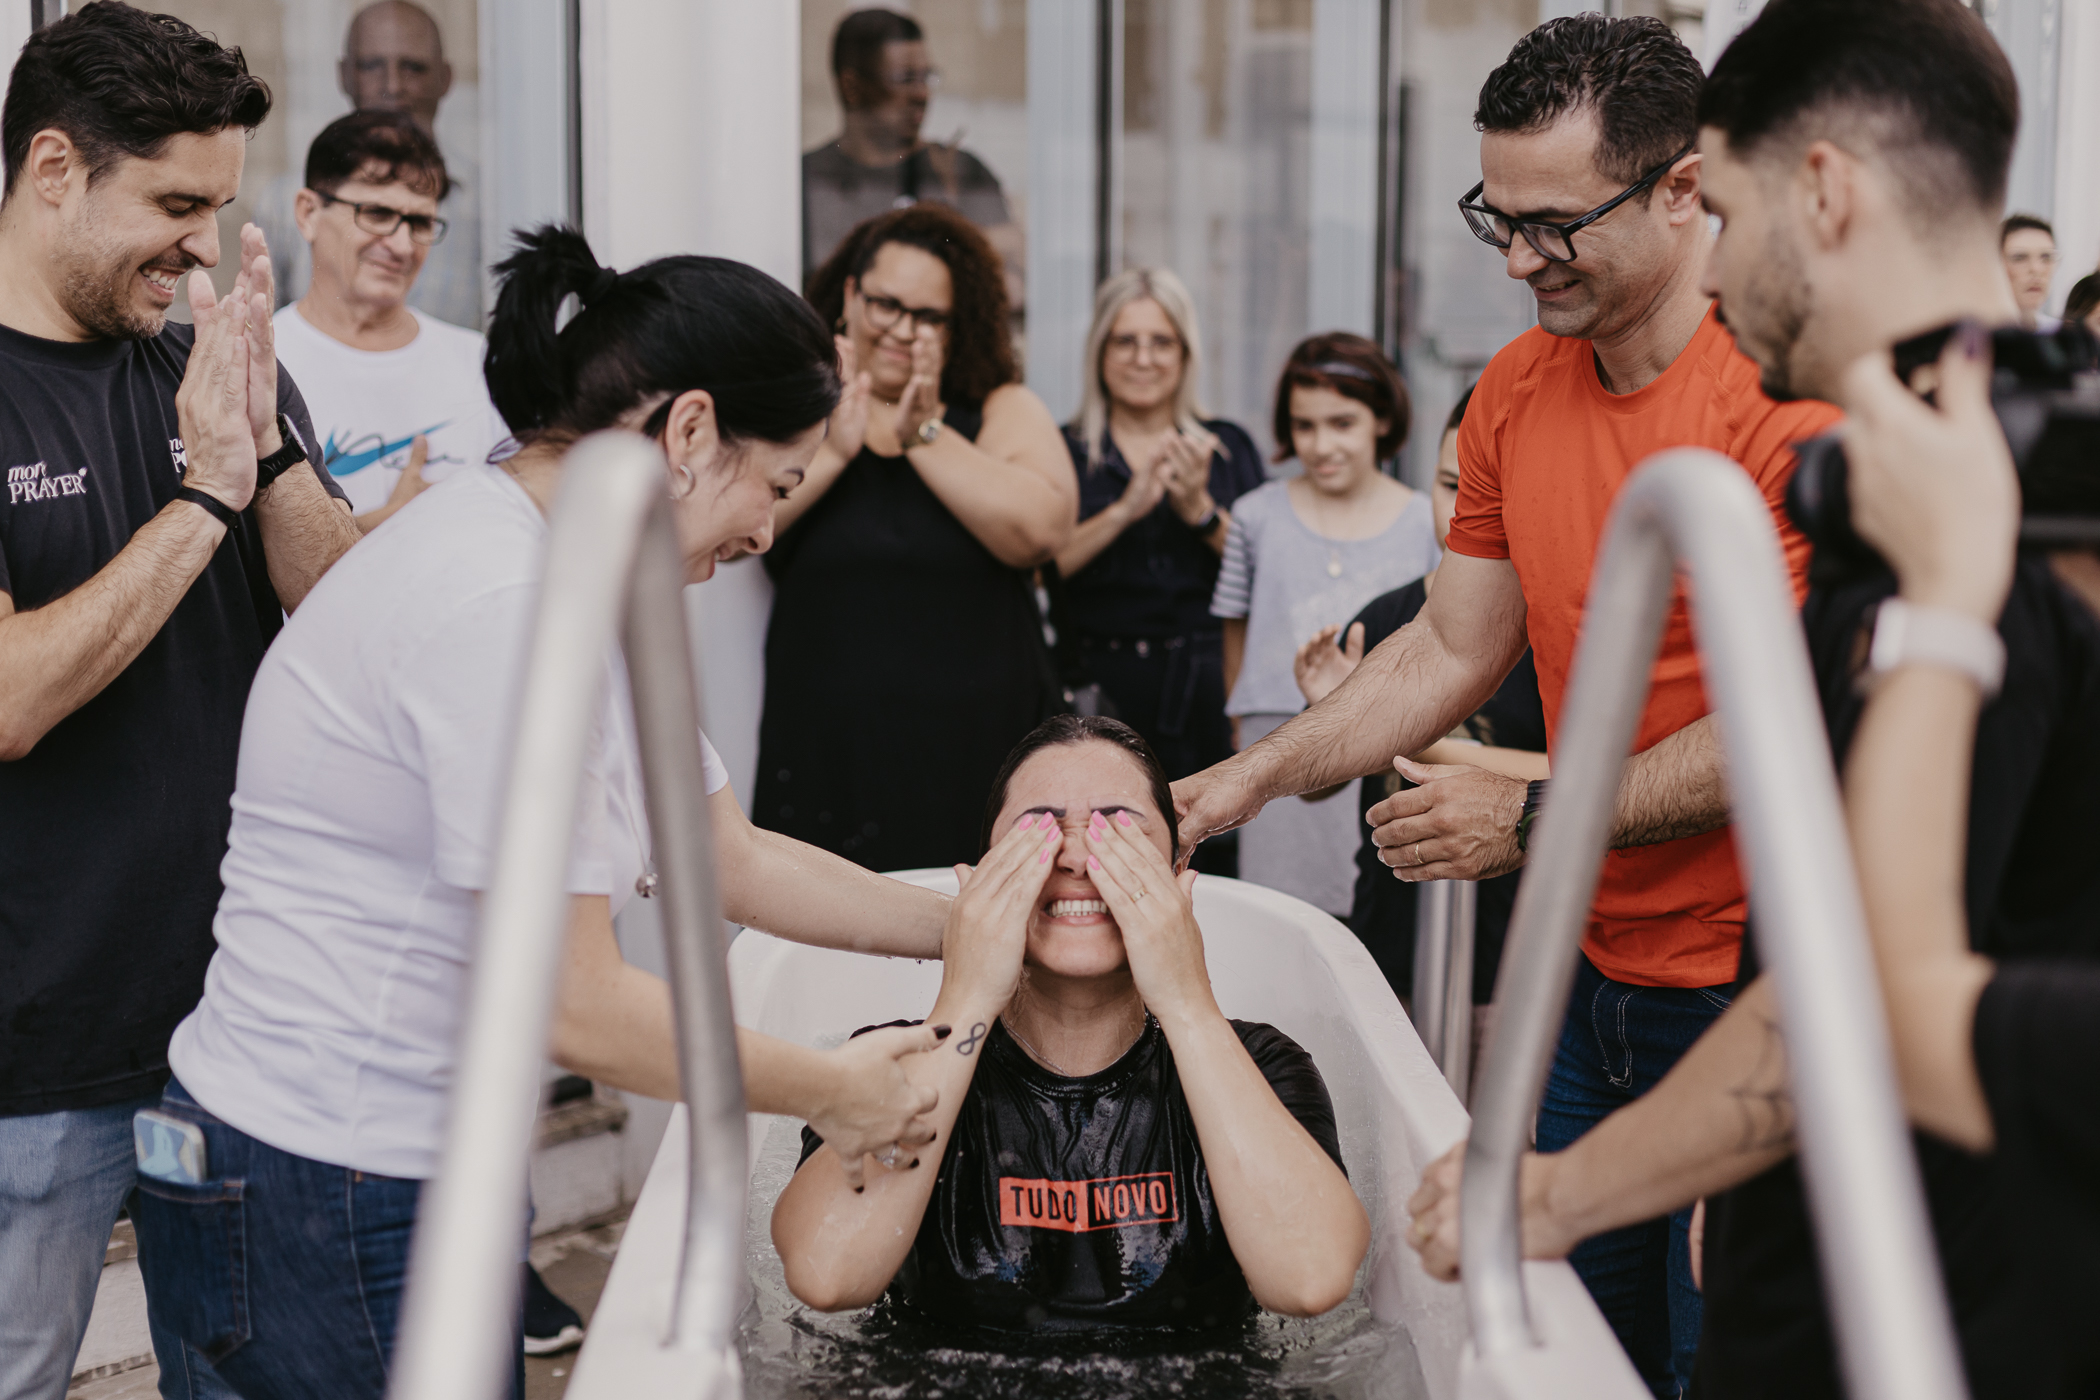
[1210,505,1255,620]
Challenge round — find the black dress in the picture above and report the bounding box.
[755,403,1061,871]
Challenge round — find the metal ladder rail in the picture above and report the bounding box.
[388,432,750,1400]
[1457,450,1966,1400]
[1412,880,1478,1099]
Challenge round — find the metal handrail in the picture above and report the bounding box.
[1457,450,1966,1400]
[1411,879,1477,1099]
[388,432,749,1400]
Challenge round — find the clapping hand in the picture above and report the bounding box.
[1293,622,1366,706]
[1114,446,1171,525]
[894,325,946,447]
[174,265,260,513]
[827,334,873,464]
[237,224,283,455]
[1158,426,1222,527]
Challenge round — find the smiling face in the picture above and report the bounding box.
[989,740,1174,981]
[843,240,952,401]
[1478,108,1696,341]
[1099,296,1186,415]
[53,127,245,340]
[297,170,437,314]
[1288,384,1385,496]
[670,422,826,584]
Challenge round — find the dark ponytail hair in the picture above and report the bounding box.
[485,224,841,449]
[979,715,1180,862]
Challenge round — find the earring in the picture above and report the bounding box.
[670,462,696,499]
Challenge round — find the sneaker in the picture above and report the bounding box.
[522,1263,586,1356]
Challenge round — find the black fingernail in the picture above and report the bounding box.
[1960,318,1987,360]
[854,1186,864,1194]
[910,1158,921,1169]
[933,1024,953,1039]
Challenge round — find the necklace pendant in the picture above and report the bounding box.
[1327,552,1344,579]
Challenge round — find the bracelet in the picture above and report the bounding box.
[174,485,240,528]
[1515,779,1549,854]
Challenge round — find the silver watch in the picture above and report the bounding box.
[1865,597,2005,698]
[916,416,943,446]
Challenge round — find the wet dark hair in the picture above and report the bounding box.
[3,1,271,197]
[980,716,1179,863]
[2065,274,2100,328]
[485,224,842,449]
[832,7,923,94]
[807,203,1016,409]
[1700,0,2017,218]
[2001,213,2055,246]
[304,108,448,202]
[1272,332,1411,464]
[1443,383,1476,438]
[1474,14,1700,185]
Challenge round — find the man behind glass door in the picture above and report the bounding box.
[1171,16,1840,1394]
[257,0,483,328]
[802,6,1020,307]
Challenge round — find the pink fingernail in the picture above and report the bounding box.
[1088,856,1101,870]
[1116,812,1133,827]
[1039,848,1052,864]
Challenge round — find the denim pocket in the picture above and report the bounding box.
[134,1175,251,1364]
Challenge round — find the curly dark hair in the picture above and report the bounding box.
[806,203,1016,409]
[3,1,271,194]
[1474,14,1701,185]
[1272,332,1411,465]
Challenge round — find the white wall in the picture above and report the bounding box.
[2051,0,2100,303]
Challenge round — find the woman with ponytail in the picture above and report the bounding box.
[132,227,957,1399]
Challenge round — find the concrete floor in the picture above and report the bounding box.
[66,1217,626,1400]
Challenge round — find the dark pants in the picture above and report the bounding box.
[1071,631,1236,877]
[131,1079,524,1400]
[1535,955,1733,1399]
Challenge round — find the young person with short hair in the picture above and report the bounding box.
[0,6,358,1393]
[1999,213,2060,332]
[275,109,505,531]
[1177,18,1839,1387]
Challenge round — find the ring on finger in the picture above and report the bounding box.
[877,1145,902,1169]
[1412,841,1424,866]
[1132,887,1149,902]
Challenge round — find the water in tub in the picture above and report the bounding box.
[739,1113,1429,1399]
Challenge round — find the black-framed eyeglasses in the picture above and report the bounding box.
[859,289,949,333]
[1457,142,1695,264]
[314,190,449,246]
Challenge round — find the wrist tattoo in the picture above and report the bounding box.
[956,1022,987,1056]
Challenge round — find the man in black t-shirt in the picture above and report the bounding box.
[0,9,358,1393]
[1404,5,2100,1396]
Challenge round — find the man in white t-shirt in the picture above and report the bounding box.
[273,109,504,531]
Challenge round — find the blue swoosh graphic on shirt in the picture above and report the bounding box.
[323,422,451,476]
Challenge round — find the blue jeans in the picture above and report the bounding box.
[0,1094,236,1400]
[129,1080,522,1400]
[1536,954,1733,1400]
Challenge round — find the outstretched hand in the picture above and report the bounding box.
[808,1022,947,1192]
[940,811,1063,1015]
[1294,621,1365,707]
[1083,810,1212,1019]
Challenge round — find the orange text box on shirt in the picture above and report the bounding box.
[997,1172,1179,1233]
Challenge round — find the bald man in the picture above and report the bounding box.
[257,0,483,328]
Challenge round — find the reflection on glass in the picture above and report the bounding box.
[801,3,1025,312]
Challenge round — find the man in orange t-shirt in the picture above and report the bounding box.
[1174,14,1835,1392]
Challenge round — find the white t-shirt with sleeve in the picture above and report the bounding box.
[169,464,726,1179]
[271,304,509,516]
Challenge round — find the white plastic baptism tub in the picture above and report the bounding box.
[566,869,1644,1400]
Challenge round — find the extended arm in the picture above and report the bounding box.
[1408,974,1796,1278]
[712,782,948,958]
[253,460,358,611]
[906,382,1077,568]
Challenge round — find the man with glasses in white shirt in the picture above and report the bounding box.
[274,110,503,532]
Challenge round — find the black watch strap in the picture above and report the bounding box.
[174,485,240,528]
[1515,778,1550,854]
[254,414,308,490]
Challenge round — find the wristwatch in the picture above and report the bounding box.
[1187,503,1220,534]
[1865,596,2005,698]
[253,414,309,492]
[915,415,944,447]
[1515,779,1549,855]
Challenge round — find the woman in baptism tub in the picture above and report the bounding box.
[771,715,1370,1332]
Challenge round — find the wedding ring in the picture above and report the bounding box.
[1132,887,1149,902]
[877,1145,902,1169]
[1412,841,1424,866]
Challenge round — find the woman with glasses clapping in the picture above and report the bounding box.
[757,204,1076,873]
[1047,271,1266,872]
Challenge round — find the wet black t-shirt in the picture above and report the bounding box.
[1696,557,2100,1400]
[0,320,338,1116]
[801,1017,1345,1333]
